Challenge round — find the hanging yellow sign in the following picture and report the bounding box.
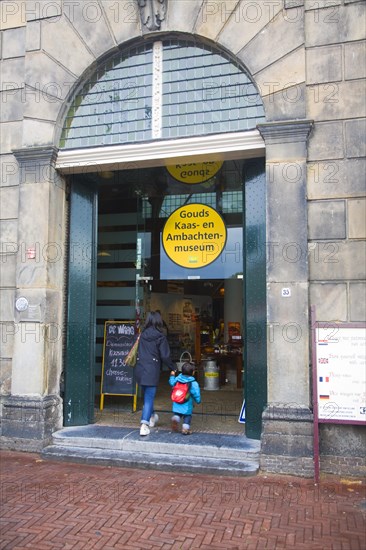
[166,161,223,184]
[162,204,227,269]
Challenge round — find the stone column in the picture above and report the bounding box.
[2,147,66,451]
[258,121,314,476]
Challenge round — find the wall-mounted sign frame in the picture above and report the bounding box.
[166,161,223,184]
[162,203,227,269]
[311,306,366,482]
[100,321,139,411]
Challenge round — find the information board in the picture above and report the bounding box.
[162,203,227,269]
[100,321,139,411]
[311,309,366,482]
[314,324,366,423]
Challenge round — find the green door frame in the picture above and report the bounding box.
[244,158,267,439]
[63,160,268,436]
[64,179,97,426]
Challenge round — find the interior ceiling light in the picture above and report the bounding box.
[100,171,114,179]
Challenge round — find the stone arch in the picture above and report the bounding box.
[45,3,309,429]
[29,1,305,149]
[9,1,314,463]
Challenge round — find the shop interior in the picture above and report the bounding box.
[91,160,246,434]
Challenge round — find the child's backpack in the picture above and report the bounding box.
[171,381,191,404]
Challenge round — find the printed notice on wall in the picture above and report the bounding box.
[315,326,366,423]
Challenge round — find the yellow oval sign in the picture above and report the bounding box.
[166,161,223,184]
[162,204,227,269]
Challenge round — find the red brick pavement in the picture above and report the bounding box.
[0,451,365,550]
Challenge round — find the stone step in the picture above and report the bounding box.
[42,425,260,476]
[48,425,261,462]
[41,445,259,477]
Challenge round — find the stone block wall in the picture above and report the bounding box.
[306,1,365,321]
[0,4,26,412]
[305,0,366,476]
[0,3,71,435]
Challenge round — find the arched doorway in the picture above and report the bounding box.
[60,35,267,439]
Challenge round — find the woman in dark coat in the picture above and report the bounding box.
[135,311,176,436]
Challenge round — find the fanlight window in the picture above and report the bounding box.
[60,38,265,149]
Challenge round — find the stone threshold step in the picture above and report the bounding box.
[41,445,259,477]
[51,425,261,462]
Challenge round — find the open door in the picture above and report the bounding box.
[64,179,97,426]
[244,158,267,439]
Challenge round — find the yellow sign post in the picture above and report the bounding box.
[162,203,227,268]
[166,161,223,184]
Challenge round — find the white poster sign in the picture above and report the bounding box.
[316,326,366,423]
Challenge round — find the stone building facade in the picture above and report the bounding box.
[0,0,365,477]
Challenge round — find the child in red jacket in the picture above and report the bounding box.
[169,362,201,435]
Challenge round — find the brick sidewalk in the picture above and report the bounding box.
[0,451,365,549]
